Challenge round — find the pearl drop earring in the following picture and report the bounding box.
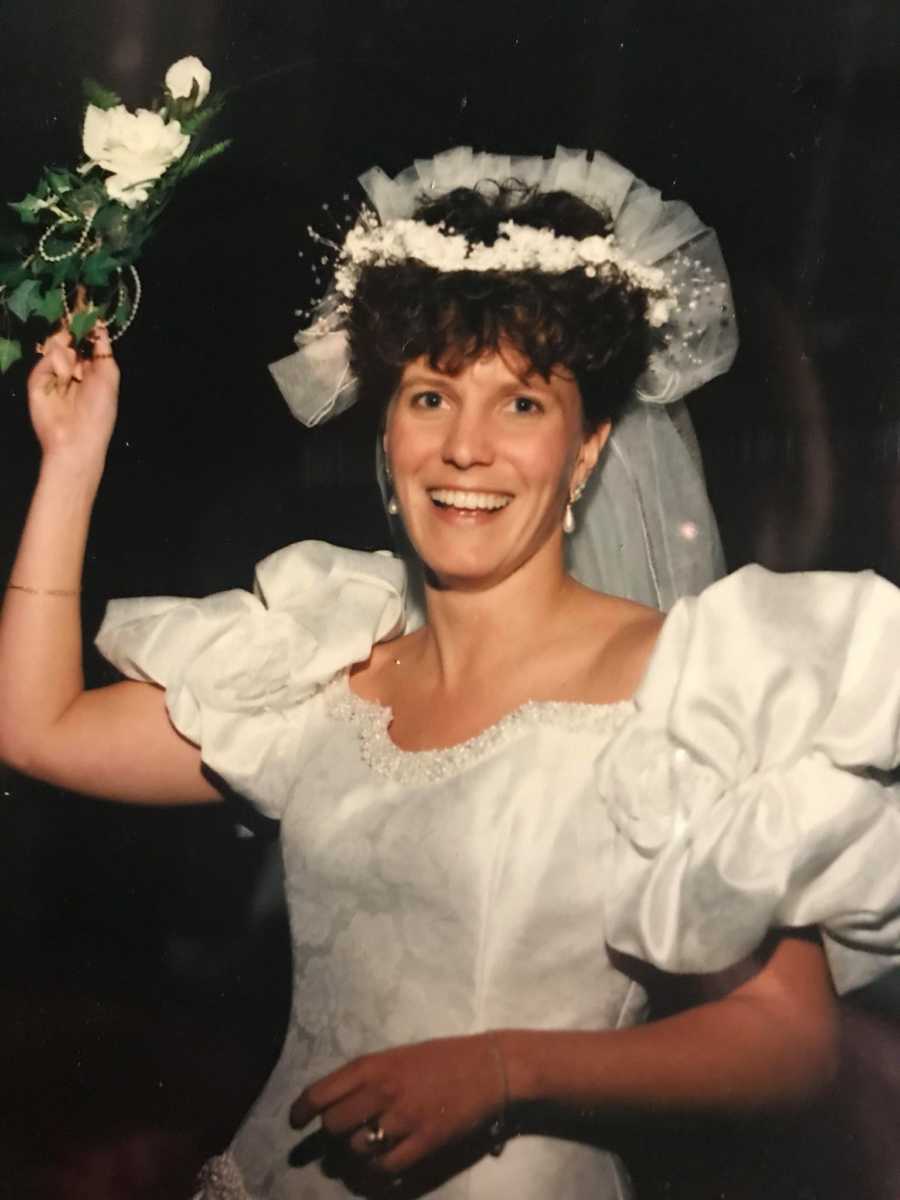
[564,480,586,536]
[383,451,399,515]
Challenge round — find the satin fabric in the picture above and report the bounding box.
[97,543,900,1198]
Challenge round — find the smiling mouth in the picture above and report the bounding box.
[428,489,512,512]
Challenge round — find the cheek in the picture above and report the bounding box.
[513,431,578,492]
[385,431,451,506]
[384,409,417,470]
[385,423,432,478]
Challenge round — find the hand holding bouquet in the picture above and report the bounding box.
[0,56,228,371]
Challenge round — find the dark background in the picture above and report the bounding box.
[1,1,899,1197]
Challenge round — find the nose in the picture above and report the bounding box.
[441,408,495,470]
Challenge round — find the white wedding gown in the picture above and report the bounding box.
[96,541,900,1200]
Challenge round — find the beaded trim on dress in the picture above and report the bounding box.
[323,671,634,786]
[192,1151,250,1200]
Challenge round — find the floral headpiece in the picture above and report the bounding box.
[328,209,674,328]
[0,56,228,372]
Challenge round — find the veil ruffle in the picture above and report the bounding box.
[269,146,738,612]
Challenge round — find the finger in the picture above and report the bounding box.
[43,327,74,353]
[85,327,119,382]
[34,343,79,394]
[30,330,71,378]
[348,1114,411,1159]
[319,1089,382,1138]
[372,1132,429,1175]
[53,341,84,384]
[88,322,115,362]
[290,1062,368,1129]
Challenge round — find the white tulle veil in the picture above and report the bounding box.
[269,146,738,615]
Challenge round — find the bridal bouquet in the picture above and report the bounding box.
[0,55,229,371]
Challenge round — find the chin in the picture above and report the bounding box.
[405,509,557,590]
[416,538,537,593]
[420,554,503,591]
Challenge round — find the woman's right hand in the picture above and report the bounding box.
[27,324,120,471]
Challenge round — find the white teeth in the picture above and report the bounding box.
[429,489,512,511]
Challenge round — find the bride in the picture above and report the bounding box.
[1,147,898,1199]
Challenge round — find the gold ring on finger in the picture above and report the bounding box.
[364,1118,387,1147]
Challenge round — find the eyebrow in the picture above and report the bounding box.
[398,373,451,389]
[399,373,558,398]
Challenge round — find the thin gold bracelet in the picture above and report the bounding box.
[6,583,80,597]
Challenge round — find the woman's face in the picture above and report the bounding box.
[384,345,608,591]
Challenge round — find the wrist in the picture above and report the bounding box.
[490,1029,537,1106]
[37,449,105,496]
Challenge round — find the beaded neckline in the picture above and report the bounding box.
[323,671,634,785]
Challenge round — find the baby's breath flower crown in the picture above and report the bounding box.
[330,208,675,329]
[0,56,229,373]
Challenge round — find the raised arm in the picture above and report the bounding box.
[0,329,221,805]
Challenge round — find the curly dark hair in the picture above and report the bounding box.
[345,181,662,432]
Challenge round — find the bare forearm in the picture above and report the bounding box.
[500,943,838,1117]
[0,455,102,763]
[502,1005,823,1117]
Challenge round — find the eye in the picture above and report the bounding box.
[508,395,545,415]
[411,390,446,410]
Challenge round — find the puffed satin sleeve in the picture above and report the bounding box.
[596,564,900,994]
[95,541,407,817]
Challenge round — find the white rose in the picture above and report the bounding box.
[83,105,189,207]
[165,55,212,104]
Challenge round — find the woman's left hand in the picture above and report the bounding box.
[289,1034,506,1175]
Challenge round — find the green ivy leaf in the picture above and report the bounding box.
[48,256,80,288]
[82,250,118,287]
[113,293,131,327]
[0,337,22,373]
[40,237,80,263]
[45,167,73,196]
[69,306,100,343]
[82,78,123,110]
[8,195,45,225]
[90,204,116,235]
[0,260,28,288]
[7,278,42,321]
[35,288,65,323]
[92,203,132,247]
